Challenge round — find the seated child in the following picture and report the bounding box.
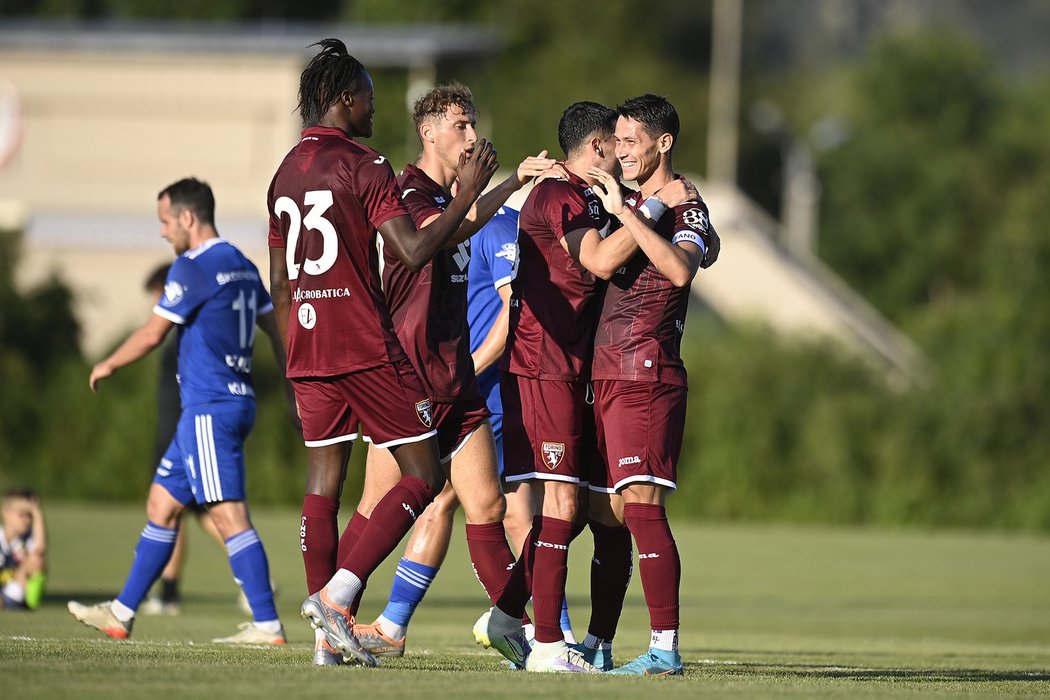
[1,488,47,610]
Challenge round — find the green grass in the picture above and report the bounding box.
[2,502,1049,698]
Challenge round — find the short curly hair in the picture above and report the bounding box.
[412,82,476,139]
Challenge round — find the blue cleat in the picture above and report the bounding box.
[571,642,613,672]
[606,647,683,676]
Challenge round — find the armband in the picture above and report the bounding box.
[638,196,667,222]
[671,230,706,255]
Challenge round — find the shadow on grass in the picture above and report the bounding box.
[695,659,1050,683]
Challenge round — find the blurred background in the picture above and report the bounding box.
[2,0,1049,530]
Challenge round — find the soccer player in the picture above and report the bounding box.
[349,84,556,658]
[0,488,47,610]
[68,177,295,645]
[476,101,694,673]
[585,94,719,676]
[139,264,229,617]
[266,40,497,666]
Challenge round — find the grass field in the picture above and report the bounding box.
[2,502,1049,698]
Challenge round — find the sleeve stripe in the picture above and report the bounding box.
[492,274,513,289]
[153,306,186,325]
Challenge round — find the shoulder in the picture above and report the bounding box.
[528,178,581,210]
[673,200,712,234]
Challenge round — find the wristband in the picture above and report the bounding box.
[638,196,667,222]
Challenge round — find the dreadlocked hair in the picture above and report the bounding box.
[297,38,366,126]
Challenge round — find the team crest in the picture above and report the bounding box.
[541,442,565,470]
[415,399,434,428]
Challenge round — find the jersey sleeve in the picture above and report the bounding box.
[482,210,519,289]
[539,181,594,243]
[399,187,445,229]
[153,256,209,325]
[670,201,713,255]
[355,157,410,230]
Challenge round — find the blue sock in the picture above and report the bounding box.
[226,529,278,623]
[116,522,178,612]
[560,597,573,634]
[381,558,439,627]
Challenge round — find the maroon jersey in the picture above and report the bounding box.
[267,126,410,378]
[377,164,478,402]
[591,191,715,387]
[502,172,614,381]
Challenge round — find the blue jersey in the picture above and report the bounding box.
[467,206,519,453]
[153,238,273,409]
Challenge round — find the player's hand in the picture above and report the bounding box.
[534,160,570,184]
[586,167,625,216]
[457,139,498,199]
[655,177,698,207]
[88,362,114,393]
[514,150,557,186]
[701,226,721,269]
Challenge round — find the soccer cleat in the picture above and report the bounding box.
[212,621,287,645]
[313,637,344,666]
[474,607,530,667]
[606,648,683,676]
[571,642,613,672]
[67,600,133,640]
[142,596,182,616]
[353,619,406,658]
[525,641,598,673]
[300,590,378,667]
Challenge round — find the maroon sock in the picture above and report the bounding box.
[338,476,434,586]
[301,494,339,596]
[623,502,680,631]
[465,522,516,604]
[337,510,369,564]
[530,516,574,644]
[497,516,541,620]
[337,510,369,614]
[586,521,633,641]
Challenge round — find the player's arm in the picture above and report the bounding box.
[256,309,302,435]
[380,140,498,271]
[589,169,704,287]
[622,207,704,287]
[446,151,556,247]
[89,312,174,392]
[28,494,46,559]
[562,225,639,280]
[267,247,292,354]
[560,174,699,279]
[471,282,513,374]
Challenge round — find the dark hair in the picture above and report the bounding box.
[617,94,680,143]
[412,82,476,135]
[298,38,367,126]
[557,101,617,158]
[144,263,171,292]
[3,487,37,503]
[157,178,215,225]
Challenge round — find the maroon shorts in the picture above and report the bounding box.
[293,358,436,449]
[501,372,587,483]
[591,379,687,493]
[432,396,491,463]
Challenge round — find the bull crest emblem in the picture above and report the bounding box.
[415,399,433,428]
[541,442,565,470]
